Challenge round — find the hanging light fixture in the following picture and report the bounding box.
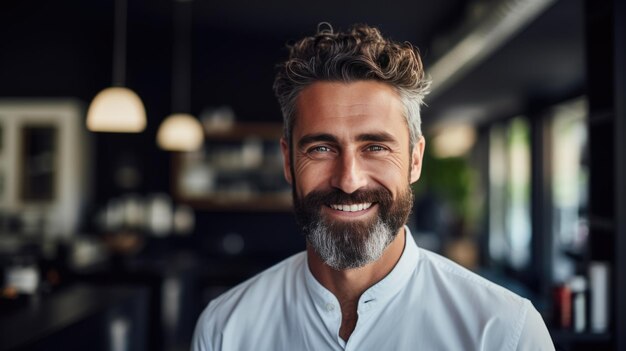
[157,113,203,150]
[87,0,146,133]
[156,0,204,151]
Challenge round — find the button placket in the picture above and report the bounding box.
[358,292,376,314]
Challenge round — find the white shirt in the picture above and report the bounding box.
[192,227,554,351]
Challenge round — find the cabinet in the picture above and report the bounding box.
[0,99,88,236]
[172,123,291,211]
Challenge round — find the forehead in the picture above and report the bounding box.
[293,81,407,137]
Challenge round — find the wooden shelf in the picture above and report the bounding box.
[171,122,290,212]
[204,122,283,141]
[176,193,292,212]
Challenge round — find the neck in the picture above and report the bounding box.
[307,227,407,340]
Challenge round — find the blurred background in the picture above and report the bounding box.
[0,0,624,350]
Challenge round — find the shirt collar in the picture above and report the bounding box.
[304,225,420,310]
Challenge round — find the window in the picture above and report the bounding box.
[550,98,589,283]
[489,117,532,269]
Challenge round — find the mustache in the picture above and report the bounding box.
[299,188,394,208]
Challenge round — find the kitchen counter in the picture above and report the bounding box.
[0,284,148,351]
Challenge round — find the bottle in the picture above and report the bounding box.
[568,276,587,332]
[589,261,609,333]
[553,284,571,329]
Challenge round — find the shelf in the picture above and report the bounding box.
[171,122,291,212]
[178,193,292,212]
[204,122,283,141]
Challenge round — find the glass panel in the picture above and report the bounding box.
[489,125,507,262]
[551,98,588,283]
[489,117,531,269]
[506,117,531,269]
[20,125,57,202]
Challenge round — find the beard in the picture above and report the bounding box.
[293,185,414,270]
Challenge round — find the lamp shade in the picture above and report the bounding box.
[87,87,147,132]
[157,113,204,151]
[432,124,477,158]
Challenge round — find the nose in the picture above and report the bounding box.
[330,152,368,194]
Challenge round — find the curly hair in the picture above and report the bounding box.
[273,23,430,149]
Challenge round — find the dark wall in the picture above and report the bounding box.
[0,0,303,257]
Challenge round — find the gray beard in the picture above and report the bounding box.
[306,216,396,270]
[292,182,413,271]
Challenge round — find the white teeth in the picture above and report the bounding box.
[330,203,372,212]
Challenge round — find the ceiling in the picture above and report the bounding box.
[0,0,585,131]
[424,0,585,129]
[140,0,468,48]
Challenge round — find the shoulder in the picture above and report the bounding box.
[202,251,306,320]
[412,249,553,350]
[417,248,526,306]
[192,252,307,351]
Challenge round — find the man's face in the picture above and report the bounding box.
[280,81,425,270]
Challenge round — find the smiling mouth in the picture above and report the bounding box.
[329,203,373,212]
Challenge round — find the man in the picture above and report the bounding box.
[192,24,554,350]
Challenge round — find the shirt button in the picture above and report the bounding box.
[325,303,335,312]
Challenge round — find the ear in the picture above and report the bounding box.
[280,137,293,185]
[409,136,426,184]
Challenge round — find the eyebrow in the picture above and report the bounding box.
[356,132,397,143]
[297,133,338,149]
[296,131,399,149]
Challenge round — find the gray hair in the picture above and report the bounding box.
[273,23,430,149]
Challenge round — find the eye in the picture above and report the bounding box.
[300,143,337,160]
[309,145,331,153]
[305,145,336,159]
[365,144,387,152]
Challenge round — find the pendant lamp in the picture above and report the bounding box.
[156,0,204,151]
[87,0,146,133]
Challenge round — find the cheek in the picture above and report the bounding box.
[293,158,331,193]
[367,157,410,194]
[375,168,405,189]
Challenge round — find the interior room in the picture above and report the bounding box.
[0,0,624,350]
